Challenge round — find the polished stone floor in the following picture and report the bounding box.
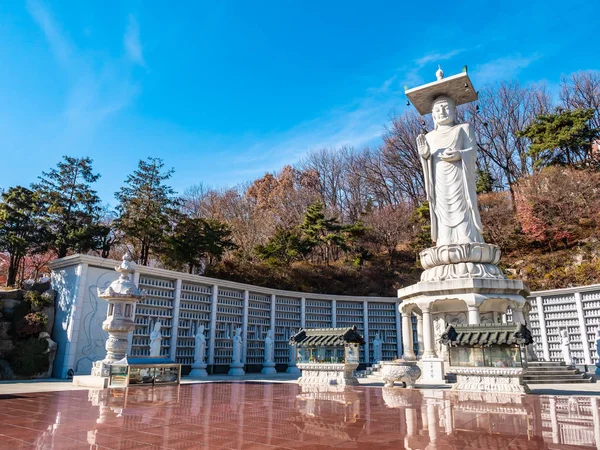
[0,383,599,449]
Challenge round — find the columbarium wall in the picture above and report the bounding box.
[49,254,403,378]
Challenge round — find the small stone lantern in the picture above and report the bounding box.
[92,253,146,377]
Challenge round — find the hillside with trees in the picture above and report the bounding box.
[1,71,599,295]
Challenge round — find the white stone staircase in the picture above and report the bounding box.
[355,362,384,380]
[523,361,595,385]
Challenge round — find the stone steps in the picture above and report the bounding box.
[523,361,594,385]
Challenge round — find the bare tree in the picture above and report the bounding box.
[467,81,552,207]
[560,71,600,130]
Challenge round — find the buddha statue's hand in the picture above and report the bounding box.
[417,134,430,158]
[439,148,460,162]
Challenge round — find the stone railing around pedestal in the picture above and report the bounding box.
[419,243,506,282]
[450,367,529,394]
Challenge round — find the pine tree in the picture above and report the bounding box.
[0,187,49,286]
[163,217,236,273]
[114,158,178,265]
[519,108,599,168]
[32,156,104,258]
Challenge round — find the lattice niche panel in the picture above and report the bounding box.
[247,292,271,365]
[213,288,244,365]
[275,296,301,364]
[367,302,398,362]
[132,276,175,357]
[305,299,332,329]
[175,282,212,365]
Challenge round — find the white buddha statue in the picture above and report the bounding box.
[149,321,162,357]
[372,332,383,363]
[416,95,484,246]
[264,329,274,363]
[194,324,207,364]
[232,327,243,364]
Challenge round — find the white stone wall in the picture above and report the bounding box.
[523,285,600,365]
[49,255,399,377]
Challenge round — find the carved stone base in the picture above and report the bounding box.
[91,360,111,378]
[261,361,277,375]
[228,362,245,376]
[421,262,506,282]
[72,375,109,389]
[297,363,359,386]
[380,361,421,388]
[189,362,208,377]
[419,243,506,282]
[419,358,445,384]
[450,367,530,394]
[420,243,501,269]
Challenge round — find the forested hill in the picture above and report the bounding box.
[1,72,599,295]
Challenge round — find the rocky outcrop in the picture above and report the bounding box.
[0,285,57,378]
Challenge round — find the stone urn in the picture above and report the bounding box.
[380,361,421,388]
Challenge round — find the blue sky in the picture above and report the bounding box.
[1,0,598,205]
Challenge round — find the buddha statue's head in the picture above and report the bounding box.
[432,95,456,129]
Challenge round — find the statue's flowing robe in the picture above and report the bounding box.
[421,123,483,245]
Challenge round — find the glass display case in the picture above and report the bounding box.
[440,323,534,393]
[448,345,522,368]
[290,326,365,386]
[108,356,181,387]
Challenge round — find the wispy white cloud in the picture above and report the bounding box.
[26,1,142,140]
[224,89,399,180]
[402,48,467,88]
[223,49,472,179]
[415,48,465,68]
[475,54,542,84]
[124,15,146,68]
[26,0,72,66]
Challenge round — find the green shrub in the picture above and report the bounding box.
[24,291,52,310]
[15,312,48,337]
[10,338,49,377]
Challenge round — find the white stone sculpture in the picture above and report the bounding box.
[85,252,146,383]
[416,95,483,246]
[149,321,162,357]
[194,324,207,364]
[229,327,245,376]
[189,323,208,377]
[380,361,421,388]
[37,332,58,378]
[372,332,383,363]
[261,329,277,375]
[264,329,274,363]
[560,329,572,366]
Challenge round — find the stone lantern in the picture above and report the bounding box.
[91,253,146,377]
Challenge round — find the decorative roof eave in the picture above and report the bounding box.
[440,323,533,346]
[290,326,365,347]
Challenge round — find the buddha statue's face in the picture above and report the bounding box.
[432,96,456,127]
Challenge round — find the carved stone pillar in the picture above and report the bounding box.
[416,313,424,358]
[402,312,416,360]
[422,307,437,359]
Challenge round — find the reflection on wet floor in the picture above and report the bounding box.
[0,383,599,449]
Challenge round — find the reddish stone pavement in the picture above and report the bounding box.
[0,382,599,449]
